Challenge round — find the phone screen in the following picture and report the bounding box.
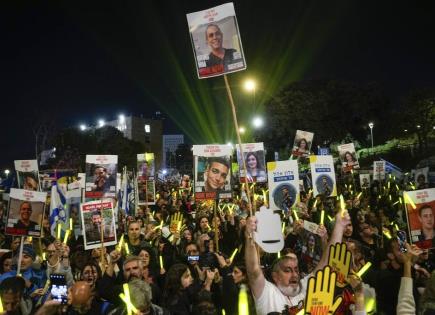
[50,274,67,304]
[397,230,407,253]
[187,255,199,262]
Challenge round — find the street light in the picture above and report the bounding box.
[98,119,105,128]
[239,126,246,134]
[244,79,256,108]
[4,170,10,177]
[368,122,374,150]
[79,124,87,131]
[252,116,264,129]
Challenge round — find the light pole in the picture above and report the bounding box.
[368,122,374,150]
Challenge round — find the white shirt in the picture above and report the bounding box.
[255,275,309,315]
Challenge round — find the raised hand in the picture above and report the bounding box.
[328,242,352,288]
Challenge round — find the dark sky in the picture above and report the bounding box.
[1,0,434,170]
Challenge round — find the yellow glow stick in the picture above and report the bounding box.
[356,192,362,200]
[119,293,138,314]
[395,184,400,191]
[63,230,70,244]
[365,298,375,313]
[389,195,392,201]
[277,251,281,259]
[328,215,334,222]
[383,230,392,239]
[42,252,46,261]
[292,209,299,221]
[399,197,403,204]
[124,243,130,255]
[313,199,318,208]
[69,218,73,230]
[395,224,399,231]
[238,284,249,315]
[320,210,325,225]
[159,255,164,269]
[393,201,399,206]
[340,195,345,217]
[153,221,164,231]
[0,295,3,312]
[281,222,286,233]
[57,222,61,240]
[357,262,372,277]
[388,182,390,189]
[228,204,235,214]
[222,310,226,315]
[229,248,238,263]
[404,192,416,209]
[27,236,32,243]
[117,234,125,251]
[262,189,267,202]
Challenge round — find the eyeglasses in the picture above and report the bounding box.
[207,31,222,38]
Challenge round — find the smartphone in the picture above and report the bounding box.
[397,230,407,253]
[50,274,68,304]
[187,255,199,262]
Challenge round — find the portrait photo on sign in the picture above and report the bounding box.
[85,163,117,198]
[272,183,297,213]
[405,189,435,249]
[292,130,314,158]
[137,153,155,178]
[415,167,429,190]
[338,143,360,171]
[195,155,232,200]
[315,174,334,197]
[81,201,117,250]
[17,171,40,191]
[6,189,46,237]
[187,3,246,79]
[237,143,266,183]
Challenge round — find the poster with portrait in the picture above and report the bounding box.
[373,161,386,181]
[80,200,117,250]
[415,167,429,190]
[138,178,156,205]
[236,143,267,183]
[186,2,246,79]
[267,160,299,214]
[291,130,314,158]
[85,155,118,199]
[337,143,360,172]
[359,174,371,190]
[6,188,46,237]
[404,189,435,249]
[310,155,337,197]
[137,153,155,179]
[193,145,232,201]
[14,160,40,191]
[67,189,82,237]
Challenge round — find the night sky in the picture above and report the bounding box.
[1,0,434,170]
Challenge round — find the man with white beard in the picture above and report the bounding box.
[245,209,351,315]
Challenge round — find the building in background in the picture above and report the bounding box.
[163,135,184,168]
[106,115,163,169]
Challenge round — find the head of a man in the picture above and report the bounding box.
[19,202,32,222]
[205,24,223,52]
[23,176,38,191]
[271,256,301,297]
[204,157,229,192]
[127,279,153,315]
[0,277,25,314]
[128,221,141,242]
[418,205,434,232]
[20,244,35,271]
[68,281,93,314]
[123,256,144,282]
[94,166,107,178]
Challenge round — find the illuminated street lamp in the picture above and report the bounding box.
[368,122,374,150]
[252,116,264,129]
[239,126,246,134]
[244,79,256,108]
[4,169,10,177]
[79,124,87,131]
[98,119,105,128]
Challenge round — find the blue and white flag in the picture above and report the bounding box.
[119,169,133,215]
[49,183,67,237]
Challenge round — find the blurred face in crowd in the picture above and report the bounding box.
[181,269,193,289]
[1,290,21,313]
[344,223,353,238]
[232,266,245,284]
[69,281,93,314]
[272,257,301,297]
[139,250,150,268]
[359,223,373,238]
[419,206,434,231]
[81,265,98,288]
[205,161,228,191]
[388,240,405,265]
[128,222,141,241]
[183,229,192,242]
[124,260,143,281]
[199,217,209,232]
[2,258,12,273]
[11,238,21,252]
[186,244,199,266]
[20,253,33,270]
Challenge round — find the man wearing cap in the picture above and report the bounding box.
[0,244,47,299]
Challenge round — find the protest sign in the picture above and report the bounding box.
[137,153,155,178]
[267,160,299,214]
[85,155,118,199]
[236,143,266,183]
[415,167,429,190]
[328,242,352,288]
[359,174,371,189]
[254,206,284,253]
[373,161,386,181]
[310,156,337,197]
[337,143,359,172]
[14,160,40,191]
[291,130,314,158]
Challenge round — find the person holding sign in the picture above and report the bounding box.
[204,157,230,193]
[205,24,240,72]
[244,209,351,314]
[13,202,38,231]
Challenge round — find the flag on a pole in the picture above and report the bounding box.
[49,183,67,237]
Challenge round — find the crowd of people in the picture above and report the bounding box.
[0,171,433,315]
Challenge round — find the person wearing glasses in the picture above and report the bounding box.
[205,24,240,72]
[14,201,38,231]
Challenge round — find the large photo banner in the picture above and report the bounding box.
[404,188,435,249]
[267,160,299,214]
[6,188,46,237]
[193,145,232,201]
[186,2,246,79]
[373,161,386,181]
[236,143,266,183]
[80,200,117,250]
[310,155,337,197]
[337,143,359,172]
[138,178,156,206]
[14,160,40,191]
[291,130,314,158]
[85,155,118,199]
[137,153,155,178]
